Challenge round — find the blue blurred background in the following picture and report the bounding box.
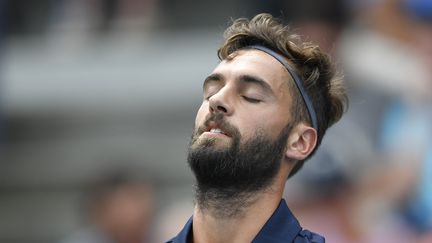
[0,0,431,242]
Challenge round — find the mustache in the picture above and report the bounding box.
[197,113,239,137]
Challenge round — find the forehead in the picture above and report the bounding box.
[212,50,290,90]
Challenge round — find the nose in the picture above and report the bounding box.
[208,87,233,115]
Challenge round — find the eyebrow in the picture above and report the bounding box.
[203,73,274,95]
[203,73,223,89]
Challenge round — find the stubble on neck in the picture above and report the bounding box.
[194,182,277,219]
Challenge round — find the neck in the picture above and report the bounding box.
[192,171,287,243]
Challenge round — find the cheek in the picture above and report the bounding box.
[195,102,208,126]
[239,110,289,139]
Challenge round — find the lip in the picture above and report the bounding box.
[202,121,231,137]
[201,131,230,138]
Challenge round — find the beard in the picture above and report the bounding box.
[187,113,292,217]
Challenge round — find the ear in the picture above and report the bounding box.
[285,123,318,161]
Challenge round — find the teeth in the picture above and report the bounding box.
[210,128,224,134]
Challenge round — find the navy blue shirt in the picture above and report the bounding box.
[166,199,324,243]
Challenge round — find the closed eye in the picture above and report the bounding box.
[242,96,261,103]
[204,87,220,101]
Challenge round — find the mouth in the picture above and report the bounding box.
[209,128,227,135]
[202,122,231,137]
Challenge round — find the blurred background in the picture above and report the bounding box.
[0,0,431,242]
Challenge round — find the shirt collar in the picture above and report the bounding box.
[167,217,192,243]
[167,199,302,243]
[252,199,302,243]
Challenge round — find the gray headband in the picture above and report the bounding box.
[247,45,318,132]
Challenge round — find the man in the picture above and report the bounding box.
[167,13,347,243]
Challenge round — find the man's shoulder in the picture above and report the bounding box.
[165,200,325,243]
[166,229,324,243]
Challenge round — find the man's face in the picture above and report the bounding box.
[191,49,293,151]
[188,50,295,196]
